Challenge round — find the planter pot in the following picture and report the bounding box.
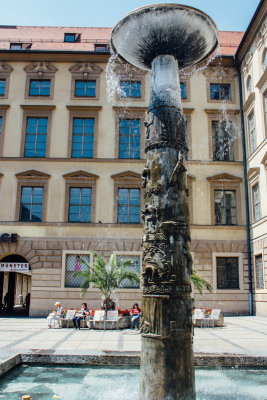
[194,312,224,327]
[92,315,131,330]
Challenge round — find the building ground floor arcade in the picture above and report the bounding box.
[0,225,252,317]
[0,253,31,314]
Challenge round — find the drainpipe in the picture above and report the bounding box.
[236,63,254,315]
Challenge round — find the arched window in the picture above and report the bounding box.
[247,75,252,95]
[263,48,267,71]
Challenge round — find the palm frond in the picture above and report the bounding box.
[191,270,212,295]
[76,252,141,303]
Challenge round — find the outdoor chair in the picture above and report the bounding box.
[63,309,76,328]
[93,310,106,329]
[104,310,119,330]
[50,314,63,328]
[192,308,205,327]
[205,309,221,328]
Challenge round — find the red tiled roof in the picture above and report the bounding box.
[0,26,244,55]
[0,26,113,51]
[218,31,244,55]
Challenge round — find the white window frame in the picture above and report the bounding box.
[212,252,244,293]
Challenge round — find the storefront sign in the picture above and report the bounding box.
[0,263,29,272]
[0,233,19,243]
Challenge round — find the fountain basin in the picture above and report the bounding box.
[1,364,267,400]
[111,3,218,71]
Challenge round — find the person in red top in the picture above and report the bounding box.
[130,303,141,330]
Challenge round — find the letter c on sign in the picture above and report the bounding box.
[1,233,10,242]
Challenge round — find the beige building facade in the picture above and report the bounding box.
[0,24,253,317]
[237,0,267,316]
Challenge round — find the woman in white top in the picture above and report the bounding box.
[47,302,64,328]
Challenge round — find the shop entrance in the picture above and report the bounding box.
[0,255,31,316]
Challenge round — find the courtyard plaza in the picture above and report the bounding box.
[0,316,266,363]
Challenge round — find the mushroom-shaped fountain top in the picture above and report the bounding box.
[111,3,219,71]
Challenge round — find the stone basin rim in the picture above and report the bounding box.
[111,2,219,71]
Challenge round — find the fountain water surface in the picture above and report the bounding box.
[111,4,219,400]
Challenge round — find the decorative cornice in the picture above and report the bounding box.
[15,169,51,179]
[207,173,242,183]
[183,108,195,114]
[66,105,102,111]
[0,62,13,74]
[112,62,146,77]
[24,62,58,75]
[187,174,196,181]
[246,167,260,181]
[256,69,267,91]
[203,66,237,78]
[255,21,267,49]
[241,52,253,74]
[111,171,142,181]
[69,63,103,77]
[63,170,99,180]
[261,152,267,168]
[113,106,147,112]
[20,105,56,110]
[205,108,240,115]
[242,92,255,112]
[0,105,10,110]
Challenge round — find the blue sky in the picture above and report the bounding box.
[1,0,259,31]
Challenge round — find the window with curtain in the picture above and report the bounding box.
[65,254,90,287]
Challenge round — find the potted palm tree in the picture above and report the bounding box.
[75,252,140,311]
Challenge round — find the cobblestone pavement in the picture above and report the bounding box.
[0,316,266,361]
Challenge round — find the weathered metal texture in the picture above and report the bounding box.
[140,55,195,400]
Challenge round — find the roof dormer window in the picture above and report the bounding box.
[64,33,81,43]
[94,44,108,52]
[10,43,32,50]
[10,43,22,50]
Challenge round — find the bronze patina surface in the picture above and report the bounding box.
[111,4,218,399]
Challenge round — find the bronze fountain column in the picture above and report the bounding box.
[111,4,218,399]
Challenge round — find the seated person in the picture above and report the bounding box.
[130,303,141,330]
[73,303,90,329]
[47,302,64,328]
